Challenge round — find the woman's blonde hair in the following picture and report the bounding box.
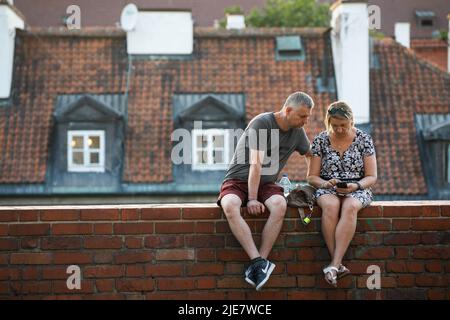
[324,101,354,132]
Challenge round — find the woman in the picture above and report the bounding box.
[307,101,377,287]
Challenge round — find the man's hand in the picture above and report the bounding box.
[247,200,265,216]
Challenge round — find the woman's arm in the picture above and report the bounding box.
[307,156,338,189]
[359,154,377,189]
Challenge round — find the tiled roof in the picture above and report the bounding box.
[411,38,448,72]
[1,27,449,195]
[370,38,450,195]
[0,27,334,185]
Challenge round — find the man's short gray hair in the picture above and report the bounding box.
[283,91,314,110]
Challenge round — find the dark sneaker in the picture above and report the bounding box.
[244,264,256,287]
[253,259,276,291]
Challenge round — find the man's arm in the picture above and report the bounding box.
[247,149,265,215]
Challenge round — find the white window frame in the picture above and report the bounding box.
[67,130,105,172]
[192,129,229,171]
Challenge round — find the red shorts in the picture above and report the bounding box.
[216,179,284,207]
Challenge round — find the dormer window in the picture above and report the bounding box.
[275,36,305,61]
[415,10,435,28]
[68,130,105,172]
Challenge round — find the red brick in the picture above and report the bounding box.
[412,218,450,231]
[383,233,420,245]
[145,264,183,277]
[416,275,446,287]
[196,277,216,289]
[422,206,440,217]
[126,265,145,277]
[386,261,423,273]
[297,275,316,288]
[125,237,143,249]
[9,224,50,236]
[425,261,442,273]
[158,278,195,291]
[94,252,113,264]
[11,281,52,294]
[0,239,19,250]
[84,236,123,249]
[121,208,140,221]
[196,248,216,261]
[412,247,443,259]
[42,266,69,280]
[182,208,222,220]
[0,282,9,294]
[442,206,450,217]
[428,289,446,300]
[0,268,20,280]
[185,235,224,248]
[286,262,323,275]
[21,237,39,249]
[359,206,382,218]
[85,293,124,300]
[356,219,391,232]
[421,232,443,244]
[288,291,326,300]
[246,291,286,300]
[93,223,113,234]
[0,254,9,265]
[297,248,315,261]
[395,247,410,259]
[95,279,114,292]
[397,275,415,287]
[383,206,423,217]
[21,266,41,280]
[326,290,348,300]
[10,253,51,264]
[114,223,153,234]
[186,264,224,276]
[145,235,184,248]
[115,251,153,264]
[267,249,295,261]
[195,222,215,233]
[216,277,245,289]
[80,208,119,221]
[19,211,38,222]
[40,209,79,221]
[155,222,194,234]
[0,210,19,222]
[141,207,180,220]
[146,292,188,300]
[0,225,8,236]
[52,223,92,235]
[53,252,93,264]
[392,219,411,231]
[84,266,123,278]
[354,247,394,259]
[217,249,248,262]
[352,233,383,246]
[41,237,82,250]
[264,276,296,288]
[285,234,323,247]
[156,249,194,261]
[215,221,231,233]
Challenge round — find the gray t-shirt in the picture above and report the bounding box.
[224,112,310,184]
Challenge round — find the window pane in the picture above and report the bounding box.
[88,136,100,149]
[72,152,84,165]
[71,136,83,148]
[196,135,208,148]
[196,151,208,164]
[90,152,99,164]
[213,134,224,148]
[213,150,224,164]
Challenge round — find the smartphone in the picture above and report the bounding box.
[336,182,348,188]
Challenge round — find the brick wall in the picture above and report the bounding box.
[0,202,449,300]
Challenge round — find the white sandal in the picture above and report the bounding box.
[323,266,339,287]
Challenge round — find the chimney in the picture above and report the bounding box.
[226,14,245,30]
[125,9,193,55]
[394,22,410,48]
[330,0,369,124]
[0,0,24,99]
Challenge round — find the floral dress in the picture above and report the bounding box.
[311,129,376,207]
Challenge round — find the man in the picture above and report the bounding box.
[216,91,314,290]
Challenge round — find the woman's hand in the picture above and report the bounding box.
[320,178,339,189]
[336,183,359,195]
